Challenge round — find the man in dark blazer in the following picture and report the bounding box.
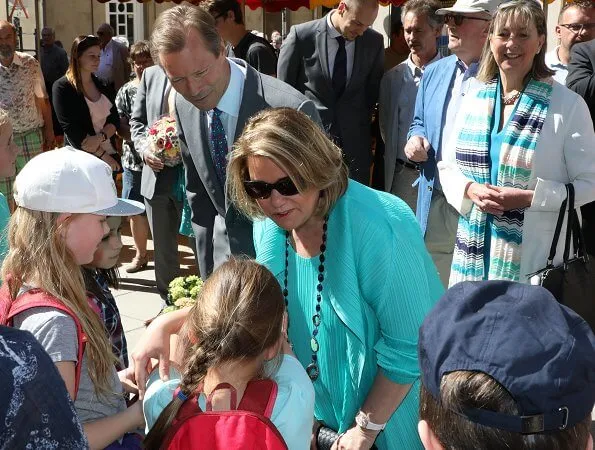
[130,65,183,303]
[150,4,321,279]
[277,0,384,185]
[567,39,595,255]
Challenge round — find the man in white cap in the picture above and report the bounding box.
[404,0,502,287]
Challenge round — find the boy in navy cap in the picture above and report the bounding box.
[418,281,594,450]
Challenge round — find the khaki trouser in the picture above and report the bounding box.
[424,190,459,288]
[389,163,419,214]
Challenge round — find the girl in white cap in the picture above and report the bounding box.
[0,147,146,449]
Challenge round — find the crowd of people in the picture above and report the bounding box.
[0,0,594,449]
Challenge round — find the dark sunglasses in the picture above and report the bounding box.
[243,177,299,199]
[443,14,490,26]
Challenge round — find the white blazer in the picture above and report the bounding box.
[438,81,595,283]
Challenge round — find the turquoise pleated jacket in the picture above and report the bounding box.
[254,180,444,450]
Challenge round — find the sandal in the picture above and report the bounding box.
[125,254,149,273]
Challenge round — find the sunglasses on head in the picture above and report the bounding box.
[443,14,490,26]
[243,177,300,199]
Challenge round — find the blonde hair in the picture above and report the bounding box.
[477,0,554,83]
[228,108,349,220]
[1,208,116,395]
[144,258,285,449]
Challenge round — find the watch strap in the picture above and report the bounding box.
[355,411,386,431]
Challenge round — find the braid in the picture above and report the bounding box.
[143,341,214,449]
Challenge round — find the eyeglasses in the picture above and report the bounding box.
[243,177,300,199]
[560,23,595,34]
[443,14,490,26]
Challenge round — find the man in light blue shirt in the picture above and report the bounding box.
[379,0,442,211]
[405,0,501,287]
[545,1,595,85]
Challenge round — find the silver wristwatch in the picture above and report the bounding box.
[355,411,387,431]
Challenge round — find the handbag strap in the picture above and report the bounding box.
[571,209,589,260]
[562,184,575,264]
[547,187,569,265]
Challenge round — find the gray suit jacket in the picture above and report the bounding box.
[176,59,322,265]
[277,15,384,184]
[130,65,179,200]
[110,40,131,92]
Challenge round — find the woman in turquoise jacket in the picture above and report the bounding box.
[227,108,443,450]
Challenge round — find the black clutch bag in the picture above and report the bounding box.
[528,183,595,331]
[316,426,378,450]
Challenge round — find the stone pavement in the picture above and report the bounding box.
[113,220,198,353]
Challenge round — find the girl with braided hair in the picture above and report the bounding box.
[142,258,314,450]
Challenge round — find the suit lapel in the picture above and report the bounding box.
[234,65,265,142]
[316,17,332,90]
[157,69,169,115]
[434,57,458,141]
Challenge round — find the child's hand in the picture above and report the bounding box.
[119,367,139,394]
[128,400,146,429]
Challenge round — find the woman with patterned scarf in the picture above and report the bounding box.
[438,0,595,286]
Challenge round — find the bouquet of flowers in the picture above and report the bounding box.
[162,275,204,314]
[147,116,182,167]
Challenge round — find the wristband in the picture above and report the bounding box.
[355,411,386,431]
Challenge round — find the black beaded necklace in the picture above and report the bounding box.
[283,217,328,381]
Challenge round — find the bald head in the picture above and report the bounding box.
[0,20,15,35]
[96,23,114,48]
[0,20,16,62]
[41,27,55,47]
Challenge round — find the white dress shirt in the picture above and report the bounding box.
[326,11,355,84]
[206,58,246,149]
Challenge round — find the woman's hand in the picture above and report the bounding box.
[131,307,190,399]
[101,153,121,172]
[485,184,534,211]
[81,134,102,153]
[331,426,378,450]
[465,182,505,216]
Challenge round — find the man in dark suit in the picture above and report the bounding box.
[277,0,384,185]
[567,39,595,255]
[150,4,321,279]
[130,65,182,304]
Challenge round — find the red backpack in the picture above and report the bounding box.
[0,281,87,398]
[162,380,288,450]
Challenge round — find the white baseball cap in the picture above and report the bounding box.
[14,147,145,216]
[437,0,502,18]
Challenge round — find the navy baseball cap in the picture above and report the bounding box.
[419,281,595,434]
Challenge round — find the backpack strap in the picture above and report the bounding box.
[237,379,278,418]
[6,290,87,399]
